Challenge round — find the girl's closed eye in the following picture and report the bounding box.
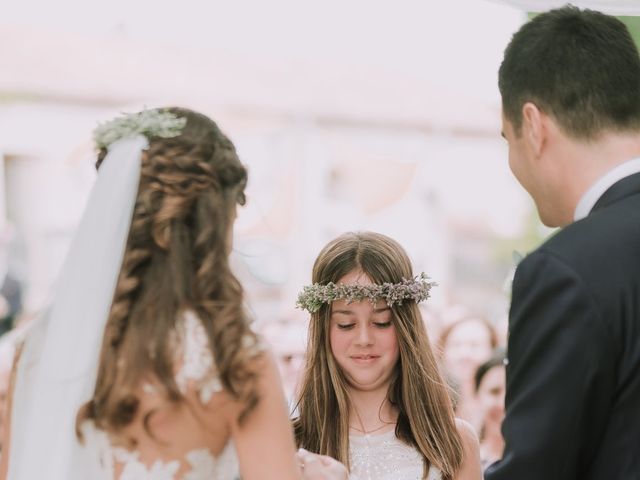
[374,321,392,328]
[337,323,356,330]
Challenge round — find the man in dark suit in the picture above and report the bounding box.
[485,7,640,480]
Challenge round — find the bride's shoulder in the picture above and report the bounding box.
[223,346,286,428]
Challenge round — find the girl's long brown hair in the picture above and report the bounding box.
[77,107,259,440]
[293,232,464,480]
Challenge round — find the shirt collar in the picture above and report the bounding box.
[574,157,640,221]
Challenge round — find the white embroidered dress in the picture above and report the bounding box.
[85,311,241,480]
[349,429,442,480]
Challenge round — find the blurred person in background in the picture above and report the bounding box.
[260,319,307,409]
[419,304,445,352]
[438,316,498,427]
[473,351,505,472]
[0,336,15,455]
[0,225,22,338]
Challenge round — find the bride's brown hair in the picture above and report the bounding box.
[293,232,463,480]
[77,107,259,439]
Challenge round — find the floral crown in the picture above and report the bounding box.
[93,109,187,150]
[296,273,436,313]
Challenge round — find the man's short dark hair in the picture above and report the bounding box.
[499,6,640,139]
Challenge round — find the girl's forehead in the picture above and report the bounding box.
[336,269,374,285]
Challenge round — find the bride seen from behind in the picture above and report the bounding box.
[0,107,346,480]
[293,232,482,480]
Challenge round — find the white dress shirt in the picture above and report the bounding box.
[574,157,640,221]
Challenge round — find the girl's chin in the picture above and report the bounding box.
[346,377,392,392]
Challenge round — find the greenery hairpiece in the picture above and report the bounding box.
[296,273,436,313]
[93,109,187,150]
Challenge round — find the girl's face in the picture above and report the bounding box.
[329,270,400,393]
[476,364,506,429]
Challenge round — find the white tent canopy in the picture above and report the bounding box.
[0,0,527,135]
[495,0,640,14]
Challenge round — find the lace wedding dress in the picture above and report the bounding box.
[82,311,242,480]
[349,429,442,480]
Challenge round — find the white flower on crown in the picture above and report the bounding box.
[93,109,187,150]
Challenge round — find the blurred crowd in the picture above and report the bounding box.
[0,223,26,453]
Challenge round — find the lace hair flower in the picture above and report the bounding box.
[93,109,187,150]
[296,273,436,313]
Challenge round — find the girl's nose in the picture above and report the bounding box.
[355,324,373,346]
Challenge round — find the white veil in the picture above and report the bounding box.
[7,135,147,479]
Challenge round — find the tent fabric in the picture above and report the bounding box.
[494,0,640,14]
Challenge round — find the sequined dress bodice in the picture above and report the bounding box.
[349,430,442,480]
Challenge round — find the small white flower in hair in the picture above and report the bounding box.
[93,109,187,150]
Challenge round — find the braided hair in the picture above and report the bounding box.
[78,108,259,442]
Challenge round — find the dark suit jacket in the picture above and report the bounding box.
[485,172,640,480]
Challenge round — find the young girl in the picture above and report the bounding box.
[294,231,481,480]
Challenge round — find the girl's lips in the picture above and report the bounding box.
[350,354,380,363]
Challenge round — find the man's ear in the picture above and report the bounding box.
[521,102,546,158]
